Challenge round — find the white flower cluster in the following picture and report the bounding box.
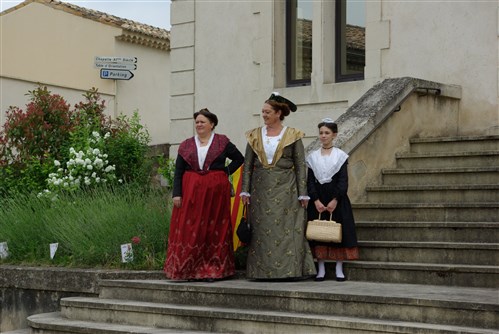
[44,132,121,193]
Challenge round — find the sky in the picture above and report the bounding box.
[0,0,171,29]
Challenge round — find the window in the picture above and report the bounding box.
[286,0,313,86]
[335,0,365,82]
[284,0,365,86]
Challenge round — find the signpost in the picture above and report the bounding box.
[95,56,137,80]
[100,69,134,80]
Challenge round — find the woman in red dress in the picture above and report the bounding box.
[164,108,244,281]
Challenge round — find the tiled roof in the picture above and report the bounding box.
[2,0,170,51]
[346,24,365,50]
[298,19,365,51]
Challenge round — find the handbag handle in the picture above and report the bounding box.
[318,212,333,221]
[242,204,248,218]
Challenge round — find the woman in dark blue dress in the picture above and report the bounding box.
[306,118,359,281]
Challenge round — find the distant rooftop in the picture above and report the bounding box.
[1,0,170,50]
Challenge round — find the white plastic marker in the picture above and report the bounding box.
[0,242,8,259]
[50,243,59,259]
[121,243,133,263]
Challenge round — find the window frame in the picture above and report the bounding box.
[285,0,312,87]
[335,0,365,83]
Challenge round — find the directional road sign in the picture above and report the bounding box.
[95,63,137,70]
[95,56,137,63]
[100,69,134,80]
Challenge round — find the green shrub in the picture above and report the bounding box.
[106,112,152,185]
[157,157,176,189]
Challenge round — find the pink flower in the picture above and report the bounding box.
[131,236,141,245]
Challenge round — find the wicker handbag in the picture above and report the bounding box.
[306,212,342,243]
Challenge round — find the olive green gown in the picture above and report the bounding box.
[241,127,316,279]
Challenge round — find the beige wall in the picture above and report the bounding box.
[0,2,170,145]
[373,1,498,135]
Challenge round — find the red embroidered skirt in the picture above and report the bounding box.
[164,170,235,280]
[312,246,359,261]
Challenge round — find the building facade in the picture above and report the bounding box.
[168,0,498,154]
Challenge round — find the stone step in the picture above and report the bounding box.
[409,135,499,154]
[63,279,498,332]
[28,312,215,334]
[352,203,499,222]
[28,308,498,334]
[344,261,498,288]
[394,151,499,169]
[357,241,499,265]
[364,184,499,203]
[355,221,499,243]
[381,167,499,186]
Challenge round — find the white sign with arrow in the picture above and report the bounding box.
[95,56,137,79]
[95,56,137,63]
[100,69,134,80]
[95,63,137,70]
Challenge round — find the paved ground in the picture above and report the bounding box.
[144,277,499,305]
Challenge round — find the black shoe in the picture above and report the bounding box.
[314,276,325,282]
[336,276,346,282]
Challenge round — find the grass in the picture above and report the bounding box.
[0,185,171,270]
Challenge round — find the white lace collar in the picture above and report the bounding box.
[306,147,348,184]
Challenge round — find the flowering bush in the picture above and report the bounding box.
[0,87,73,195]
[0,86,153,197]
[44,132,120,193]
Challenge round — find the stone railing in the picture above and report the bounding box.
[306,77,462,202]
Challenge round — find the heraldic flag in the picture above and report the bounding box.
[230,166,246,250]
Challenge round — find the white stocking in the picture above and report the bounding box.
[316,260,326,278]
[335,261,344,278]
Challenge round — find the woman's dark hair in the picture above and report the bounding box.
[265,100,291,120]
[194,108,218,128]
[318,121,338,133]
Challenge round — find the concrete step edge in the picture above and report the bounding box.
[409,135,499,143]
[348,261,499,274]
[352,202,499,208]
[358,241,499,249]
[396,151,499,158]
[27,311,212,333]
[28,310,498,334]
[355,221,498,227]
[366,184,499,191]
[58,297,498,331]
[96,280,498,309]
[381,167,499,174]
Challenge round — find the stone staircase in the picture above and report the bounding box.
[26,279,498,334]
[349,135,499,288]
[24,135,499,333]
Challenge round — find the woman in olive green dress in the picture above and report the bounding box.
[240,93,316,280]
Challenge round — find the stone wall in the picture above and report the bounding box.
[0,265,164,332]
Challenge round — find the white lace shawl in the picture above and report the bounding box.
[306,147,349,184]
